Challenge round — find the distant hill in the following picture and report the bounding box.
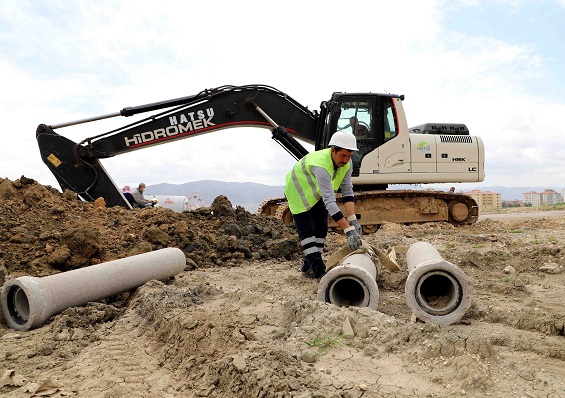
[146,180,285,213]
[145,181,565,212]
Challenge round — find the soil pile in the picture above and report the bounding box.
[1,176,564,398]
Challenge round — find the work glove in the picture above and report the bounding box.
[347,215,362,236]
[344,226,362,251]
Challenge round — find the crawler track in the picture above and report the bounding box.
[258,190,478,231]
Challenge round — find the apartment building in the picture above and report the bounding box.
[463,190,502,210]
[523,189,563,206]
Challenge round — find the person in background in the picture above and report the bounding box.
[132,183,156,208]
[349,116,369,137]
[284,131,362,279]
[122,185,135,206]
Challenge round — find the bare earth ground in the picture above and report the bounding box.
[0,177,564,398]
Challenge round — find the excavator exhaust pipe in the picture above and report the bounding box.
[405,242,471,325]
[317,252,379,310]
[1,248,186,331]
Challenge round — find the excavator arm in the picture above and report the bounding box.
[36,85,319,207]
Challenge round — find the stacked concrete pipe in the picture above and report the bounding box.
[317,249,380,310]
[405,242,471,325]
[1,247,186,331]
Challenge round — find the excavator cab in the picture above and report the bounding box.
[319,93,401,176]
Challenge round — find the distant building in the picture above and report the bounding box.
[502,199,525,207]
[463,190,502,210]
[523,189,563,206]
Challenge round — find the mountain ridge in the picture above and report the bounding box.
[145,180,564,212]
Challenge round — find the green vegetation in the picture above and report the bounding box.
[304,330,351,356]
[532,235,542,245]
[501,276,512,283]
[548,235,558,243]
[509,229,523,234]
[539,203,565,211]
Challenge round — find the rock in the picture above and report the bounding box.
[342,318,355,337]
[145,225,170,246]
[266,238,299,259]
[539,262,562,274]
[231,355,247,372]
[47,245,71,266]
[211,195,235,217]
[59,226,102,269]
[94,197,106,209]
[63,189,78,200]
[0,179,17,199]
[301,349,318,363]
[224,223,242,238]
[185,257,197,270]
[503,265,516,274]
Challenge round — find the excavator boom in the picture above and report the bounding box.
[37,85,318,206]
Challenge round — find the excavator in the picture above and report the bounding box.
[36,84,484,231]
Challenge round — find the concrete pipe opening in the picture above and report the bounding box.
[5,285,30,326]
[405,241,471,325]
[327,276,370,307]
[318,266,379,310]
[415,271,462,316]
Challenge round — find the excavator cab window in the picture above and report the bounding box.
[321,94,400,174]
[384,99,398,142]
[334,98,376,171]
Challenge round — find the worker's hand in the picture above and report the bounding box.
[347,215,362,236]
[344,226,362,251]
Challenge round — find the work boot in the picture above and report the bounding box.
[301,267,316,278]
[313,267,326,279]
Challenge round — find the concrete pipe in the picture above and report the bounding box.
[405,242,471,325]
[1,248,186,331]
[317,252,379,310]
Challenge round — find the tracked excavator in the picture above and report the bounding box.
[36,84,484,231]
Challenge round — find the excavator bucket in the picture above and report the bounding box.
[36,124,131,208]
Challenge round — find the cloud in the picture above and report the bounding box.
[1,0,564,192]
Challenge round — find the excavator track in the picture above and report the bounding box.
[258,190,479,231]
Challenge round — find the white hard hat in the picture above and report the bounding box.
[328,131,358,151]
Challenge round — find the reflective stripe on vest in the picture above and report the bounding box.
[284,148,350,214]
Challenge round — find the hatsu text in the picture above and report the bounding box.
[123,108,215,146]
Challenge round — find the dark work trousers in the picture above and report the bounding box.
[292,199,328,277]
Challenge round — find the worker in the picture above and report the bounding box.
[132,183,156,208]
[122,185,135,206]
[349,116,370,137]
[284,131,363,279]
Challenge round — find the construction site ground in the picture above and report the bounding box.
[0,177,564,398]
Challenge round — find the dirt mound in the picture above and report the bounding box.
[1,177,565,397]
[0,176,299,278]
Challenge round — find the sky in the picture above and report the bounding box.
[1,0,565,194]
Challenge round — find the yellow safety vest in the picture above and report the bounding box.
[284,148,350,214]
